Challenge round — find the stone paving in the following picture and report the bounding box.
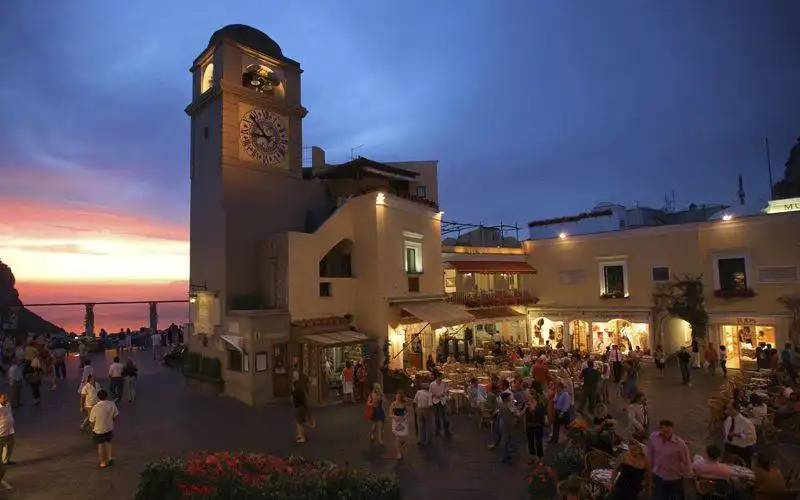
[2,351,795,499]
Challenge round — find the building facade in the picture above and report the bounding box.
[186,25,471,405]
[522,211,800,369]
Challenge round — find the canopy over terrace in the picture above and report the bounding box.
[388,298,475,369]
[447,261,536,274]
[392,298,475,329]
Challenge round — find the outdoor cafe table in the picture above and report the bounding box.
[449,389,466,414]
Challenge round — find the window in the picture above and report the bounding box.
[652,266,670,282]
[228,349,243,372]
[415,185,427,198]
[319,282,332,297]
[404,241,423,274]
[717,257,748,292]
[599,261,628,298]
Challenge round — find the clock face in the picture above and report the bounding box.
[239,109,288,166]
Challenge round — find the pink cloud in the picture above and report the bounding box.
[0,198,188,241]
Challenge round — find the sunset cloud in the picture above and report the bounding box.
[0,198,188,283]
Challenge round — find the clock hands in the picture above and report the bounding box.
[252,121,273,143]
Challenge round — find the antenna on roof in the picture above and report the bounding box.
[349,145,364,160]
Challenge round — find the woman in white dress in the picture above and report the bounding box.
[390,391,409,460]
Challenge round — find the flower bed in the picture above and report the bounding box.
[526,462,557,498]
[135,452,403,500]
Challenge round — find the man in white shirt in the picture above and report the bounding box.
[151,331,162,361]
[722,405,757,467]
[429,371,453,439]
[108,357,124,404]
[80,374,101,432]
[89,389,119,468]
[413,383,433,446]
[6,362,22,408]
[81,359,94,385]
[0,393,15,465]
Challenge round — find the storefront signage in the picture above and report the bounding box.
[736,317,757,326]
[530,310,649,322]
[765,197,800,214]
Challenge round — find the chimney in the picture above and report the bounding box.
[311,146,326,168]
[738,174,745,205]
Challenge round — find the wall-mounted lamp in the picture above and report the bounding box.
[375,192,386,205]
[722,214,733,221]
[558,232,568,239]
[189,295,197,304]
[435,211,444,220]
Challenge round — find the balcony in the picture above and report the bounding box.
[447,289,539,309]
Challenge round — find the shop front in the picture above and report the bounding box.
[528,314,566,348]
[527,308,652,354]
[710,314,790,370]
[388,298,475,369]
[290,317,377,405]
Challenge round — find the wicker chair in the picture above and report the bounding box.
[584,449,615,477]
[695,478,732,500]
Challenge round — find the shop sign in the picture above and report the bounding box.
[765,197,800,214]
[736,317,757,326]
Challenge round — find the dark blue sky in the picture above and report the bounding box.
[1,0,798,228]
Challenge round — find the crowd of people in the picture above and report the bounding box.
[289,338,800,499]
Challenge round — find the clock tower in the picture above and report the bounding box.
[186,25,324,321]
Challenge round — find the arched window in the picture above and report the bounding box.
[319,239,354,278]
[201,63,215,94]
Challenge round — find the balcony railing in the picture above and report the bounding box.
[447,289,538,308]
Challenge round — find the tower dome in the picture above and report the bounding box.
[208,24,294,64]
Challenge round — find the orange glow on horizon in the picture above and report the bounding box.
[0,198,188,283]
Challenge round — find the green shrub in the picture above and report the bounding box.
[135,452,403,500]
[184,352,201,375]
[202,357,222,380]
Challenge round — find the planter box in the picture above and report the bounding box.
[184,373,225,396]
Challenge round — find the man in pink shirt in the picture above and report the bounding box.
[647,419,691,500]
[692,444,732,480]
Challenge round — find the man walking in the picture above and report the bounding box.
[781,343,797,384]
[678,347,692,386]
[108,357,124,404]
[89,389,119,468]
[412,382,433,446]
[609,345,623,383]
[429,371,453,439]
[579,360,600,416]
[6,361,22,409]
[647,419,691,500]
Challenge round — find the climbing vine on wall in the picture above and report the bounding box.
[652,274,709,339]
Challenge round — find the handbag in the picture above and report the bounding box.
[363,403,374,421]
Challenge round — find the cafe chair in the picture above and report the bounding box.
[695,477,732,500]
[721,452,747,467]
[584,449,614,477]
[760,413,780,443]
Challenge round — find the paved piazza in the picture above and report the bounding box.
[3,351,798,499]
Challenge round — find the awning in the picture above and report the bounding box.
[469,307,526,322]
[303,330,372,346]
[448,261,536,274]
[220,335,244,353]
[397,300,475,329]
